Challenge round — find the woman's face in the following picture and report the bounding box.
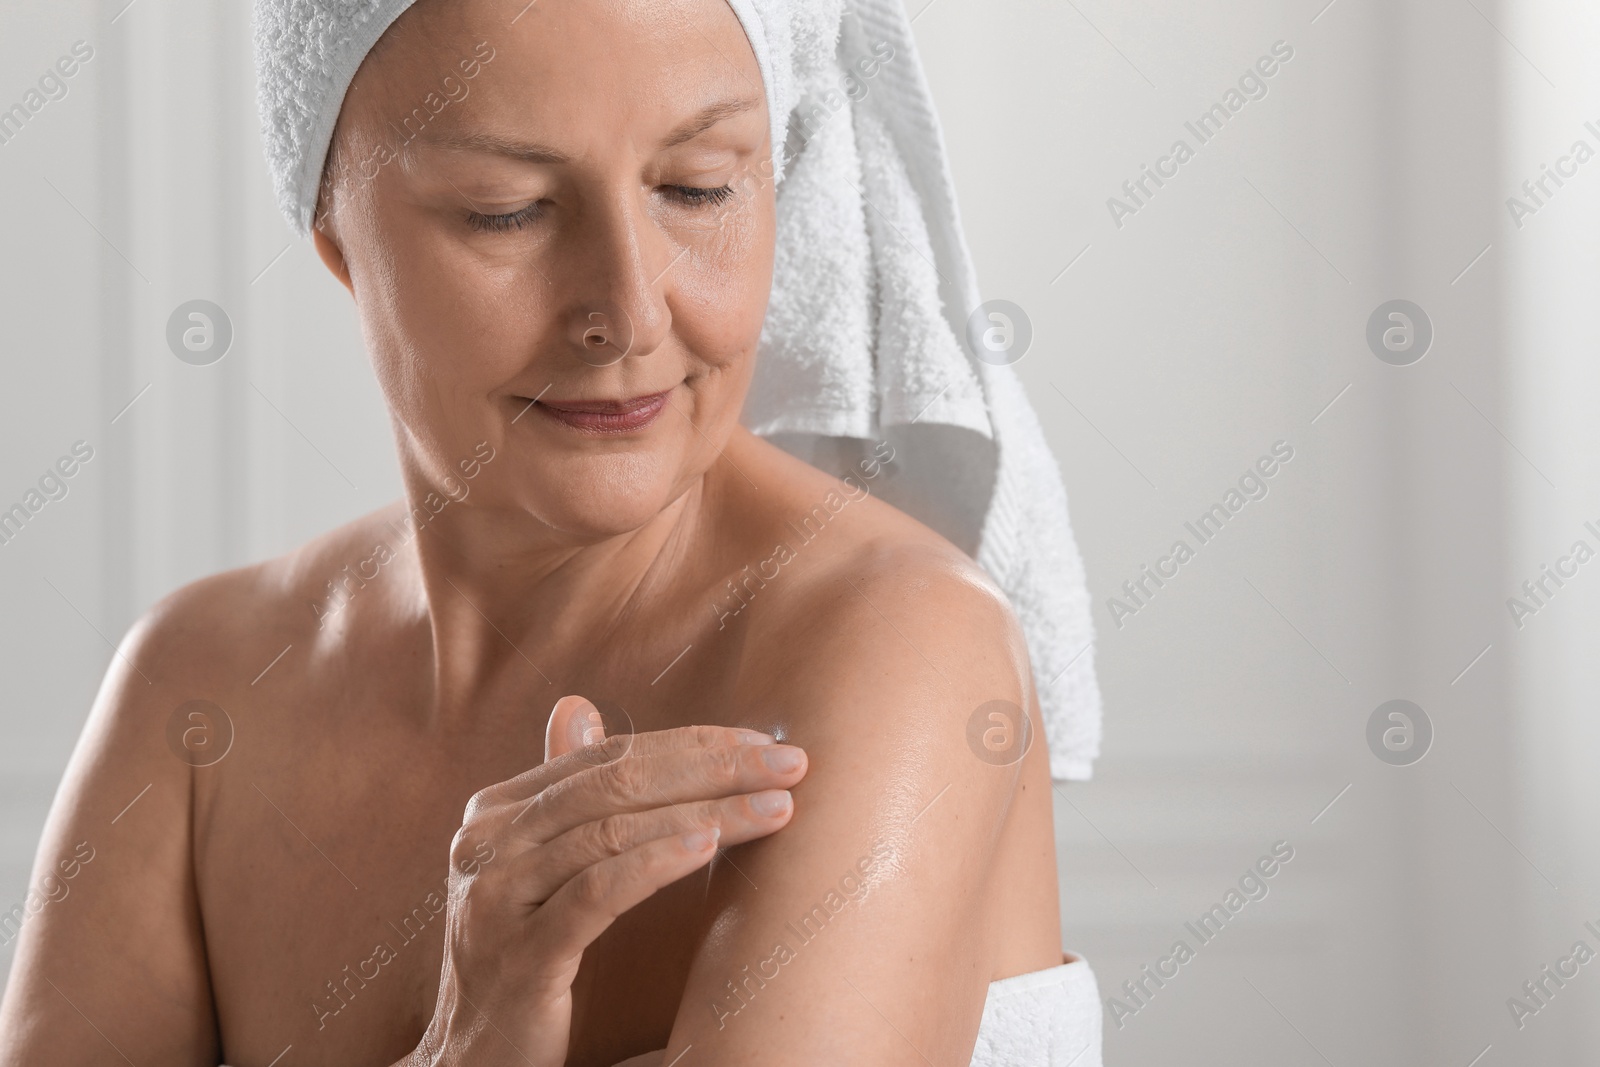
[317,0,775,540]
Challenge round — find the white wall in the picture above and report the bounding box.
[1,0,1595,1062]
[1502,0,1600,1059]
[919,0,1588,1061]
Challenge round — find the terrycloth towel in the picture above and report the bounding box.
[970,953,1104,1066]
[252,0,1102,780]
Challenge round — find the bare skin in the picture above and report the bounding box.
[0,1,1063,1065]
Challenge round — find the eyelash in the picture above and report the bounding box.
[467,202,542,233]
[672,184,736,208]
[466,184,737,233]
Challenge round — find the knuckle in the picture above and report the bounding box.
[448,826,476,868]
[449,823,498,878]
[572,864,615,913]
[462,787,496,822]
[606,755,651,803]
[582,734,614,762]
[594,732,632,764]
[591,814,630,857]
[687,724,725,749]
[701,743,742,786]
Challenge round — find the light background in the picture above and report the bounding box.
[2,0,1598,1063]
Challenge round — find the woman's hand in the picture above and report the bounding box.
[401,696,808,1067]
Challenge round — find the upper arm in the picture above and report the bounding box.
[664,546,1036,1064]
[0,591,220,1065]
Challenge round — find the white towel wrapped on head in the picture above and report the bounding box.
[252,0,1103,780]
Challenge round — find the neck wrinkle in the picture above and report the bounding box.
[405,474,711,727]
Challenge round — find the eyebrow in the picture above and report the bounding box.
[660,96,760,148]
[423,96,761,163]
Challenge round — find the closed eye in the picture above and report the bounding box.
[670,184,735,208]
[466,202,542,233]
[465,184,737,234]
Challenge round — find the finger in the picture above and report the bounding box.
[512,743,807,841]
[545,695,607,763]
[528,826,723,965]
[509,789,793,903]
[475,724,778,812]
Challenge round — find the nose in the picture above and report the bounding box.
[562,193,672,368]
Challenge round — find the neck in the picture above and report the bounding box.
[394,466,710,724]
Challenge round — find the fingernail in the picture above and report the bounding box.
[683,826,721,852]
[749,789,792,817]
[762,745,804,773]
[736,729,776,745]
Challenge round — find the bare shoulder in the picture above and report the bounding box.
[25,501,413,827]
[724,431,1033,715]
[0,504,418,883]
[126,502,414,692]
[762,535,1028,682]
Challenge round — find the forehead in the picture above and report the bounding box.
[347,0,763,136]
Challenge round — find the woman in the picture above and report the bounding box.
[0,0,1100,1063]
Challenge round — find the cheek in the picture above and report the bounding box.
[356,218,546,415]
[673,205,774,377]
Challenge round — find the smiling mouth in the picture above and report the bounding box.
[520,388,674,434]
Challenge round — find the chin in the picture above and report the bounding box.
[519,450,693,540]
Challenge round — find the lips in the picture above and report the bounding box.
[526,388,673,434]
